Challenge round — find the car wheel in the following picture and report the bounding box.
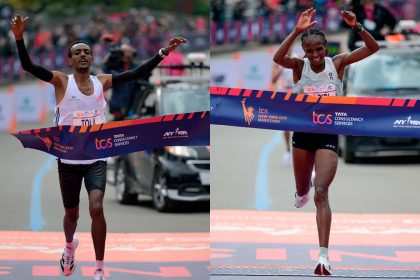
[115,160,138,204]
[343,137,355,163]
[152,167,175,212]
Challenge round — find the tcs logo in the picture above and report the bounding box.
[313,111,333,125]
[95,138,113,150]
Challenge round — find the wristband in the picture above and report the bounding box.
[352,22,364,33]
[158,48,167,58]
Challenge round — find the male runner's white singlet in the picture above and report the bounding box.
[294,57,343,96]
[55,74,107,164]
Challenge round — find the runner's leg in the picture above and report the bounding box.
[89,189,106,261]
[292,147,315,196]
[313,149,338,248]
[84,161,107,262]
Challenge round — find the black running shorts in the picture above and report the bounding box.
[292,132,339,154]
[57,159,107,208]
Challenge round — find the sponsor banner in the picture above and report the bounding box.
[12,111,209,160]
[15,86,47,123]
[210,87,420,138]
[0,95,16,132]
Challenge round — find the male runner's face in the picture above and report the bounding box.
[68,43,93,72]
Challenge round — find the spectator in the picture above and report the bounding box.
[160,49,185,76]
[103,43,150,120]
[211,0,225,26]
[232,0,248,21]
[347,0,396,50]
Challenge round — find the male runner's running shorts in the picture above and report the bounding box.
[57,159,107,208]
[292,132,339,154]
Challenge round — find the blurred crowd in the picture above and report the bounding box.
[211,0,418,25]
[211,0,419,46]
[0,4,208,80]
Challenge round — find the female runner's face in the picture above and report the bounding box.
[302,36,328,67]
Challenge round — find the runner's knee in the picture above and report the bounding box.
[89,202,104,218]
[314,188,328,206]
[65,207,79,223]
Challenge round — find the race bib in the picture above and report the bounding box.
[73,110,102,126]
[303,84,336,96]
[363,19,377,31]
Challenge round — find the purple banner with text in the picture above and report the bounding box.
[210,87,420,138]
[13,111,209,160]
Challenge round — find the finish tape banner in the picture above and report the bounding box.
[12,111,209,160]
[210,87,420,138]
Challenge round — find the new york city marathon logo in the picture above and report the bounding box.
[241,98,287,125]
[35,135,52,151]
[393,116,420,128]
[163,128,189,139]
[241,98,254,125]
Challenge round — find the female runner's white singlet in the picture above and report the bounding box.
[294,57,343,96]
[54,74,107,164]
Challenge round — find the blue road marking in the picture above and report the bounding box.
[255,132,282,210]
[30,156,54,231]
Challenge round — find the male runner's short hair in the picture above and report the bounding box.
[67,40,92,58]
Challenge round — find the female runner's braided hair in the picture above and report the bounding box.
[301,29,328,46]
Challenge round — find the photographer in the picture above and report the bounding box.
[103,43,151,120]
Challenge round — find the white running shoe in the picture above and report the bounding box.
[282,151,292,166]
[294,192,310,208]
[60,238,79,276]
[94,269,106,280]
[295,172,315,208]
[314,255,331,276]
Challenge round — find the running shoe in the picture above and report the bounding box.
[314,255,331,276]
[294,172,315,208]
[294,191,310,208]
[60,238,79,276]
[94,268,106,280]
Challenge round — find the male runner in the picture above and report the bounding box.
[11,14,186,280]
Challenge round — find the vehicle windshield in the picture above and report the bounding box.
[350,50,420,94]
[161,86,210,115]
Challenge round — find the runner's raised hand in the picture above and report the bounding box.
[295,7,317,33]
[161,37,188,55]
[10,14,29,40]
[341,10,357,28]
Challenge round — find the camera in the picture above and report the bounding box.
[105,44,123,71]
